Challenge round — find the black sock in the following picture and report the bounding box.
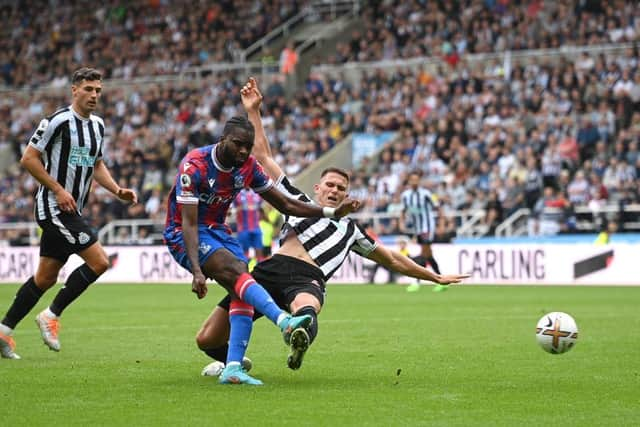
[50,264,99,316]
[412,255,426,267]
[2,277,44,329]
[427,256,441,274]
[293,306,318,344]
[203,346,228,363]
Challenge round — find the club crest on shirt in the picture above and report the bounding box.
[78,232,90,245]
[233,175,244,189]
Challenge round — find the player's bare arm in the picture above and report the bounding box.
[260,186,361,219]
[181,203,207,299]
[93,159,138,204]
[21,145,77,212]
[241,77,283,181]
[366,245,469,285]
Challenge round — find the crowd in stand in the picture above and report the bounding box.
[4,1,639,90]
[0,70,344,244]
[343,48,640,236]
[327,0,639,64]
[2,2,640,245]
[3,43,640,244]
[0,0,302,88]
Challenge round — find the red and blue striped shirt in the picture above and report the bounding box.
[165,144,273,233]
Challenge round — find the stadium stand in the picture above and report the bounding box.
[0,0,303,88]
[1,0,640,246]
[328,0,639,63]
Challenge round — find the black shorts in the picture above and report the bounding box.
[218,254,326,318]
[413,232,434,245]
[37,213,98,263]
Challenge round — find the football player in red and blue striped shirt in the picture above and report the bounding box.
[233,188,264,262]
[164,116,361,385]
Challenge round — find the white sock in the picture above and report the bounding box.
[0,323,13,336]
[276,313,288,328]
[43,307,58,319]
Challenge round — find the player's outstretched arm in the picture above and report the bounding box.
[260,187,361,219]
[94,159,138,204]
[241,77,283,181]
[366,244,469,285]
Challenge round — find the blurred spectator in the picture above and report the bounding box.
[280,40,299,76]
[433,216,457,243]
[483,190,503,236]
[534,187,571,236]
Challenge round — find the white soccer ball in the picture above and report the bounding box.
[200,357,252,377]
[201,361,225,377]
[535,312,578,354]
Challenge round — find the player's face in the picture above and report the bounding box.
[408,173,420,189]
[314,172,349,207]
[220,130,254,168]
[71,79,102,117]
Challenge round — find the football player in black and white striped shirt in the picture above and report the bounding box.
[400,171,445,292]
[196,78,468,375]
[0,68,137,360]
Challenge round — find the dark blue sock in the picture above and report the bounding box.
[227,301,254,365]
[234,273,283,325]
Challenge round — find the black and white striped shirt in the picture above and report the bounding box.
[276,175,377,281]
[401,187,437,234]
[28,106,105,220]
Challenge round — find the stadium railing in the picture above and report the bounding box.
[311,42,635,85]
[3,202,639,247]
[495,205,640,237]
[237,0,362,63]
[0,222,39,246]
[495,208,531,237]
[457,209,488,238]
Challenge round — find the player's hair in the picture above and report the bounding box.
[223,116,255,138]
[72,67,102,84]
[321,167,350,183]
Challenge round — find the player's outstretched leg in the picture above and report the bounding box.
[287,328,310,370]
[219,362,263,385]
[279,314,312,345]
[35,309,61,351]
[0,329,20,360]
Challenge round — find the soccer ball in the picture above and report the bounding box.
[535,312,578,354]
[201,361,225,377]
[200,357,253,377]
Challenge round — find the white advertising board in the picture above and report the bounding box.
[0,246,190,284]
[0,244,637,285]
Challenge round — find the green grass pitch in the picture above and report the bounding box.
[1,284,639,426]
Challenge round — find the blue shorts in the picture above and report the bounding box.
[164,225,247,273]
[237,229,263,252]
